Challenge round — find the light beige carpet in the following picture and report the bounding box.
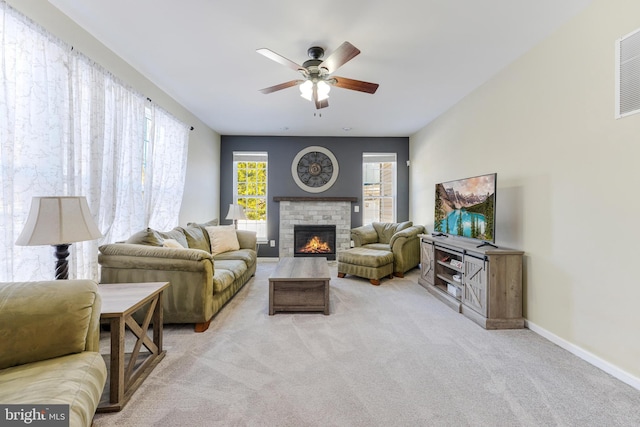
[94,260,640,426]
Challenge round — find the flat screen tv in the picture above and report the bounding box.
[433,173,497,246]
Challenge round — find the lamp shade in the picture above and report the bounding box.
[300,80,313,101]
[225,204,246,221]
[317,80,330,101]
[299,80,331,102]
[16,196,102,246]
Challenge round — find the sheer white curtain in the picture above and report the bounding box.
[0,3,71,280]
[144,105,189,231]
[0,1,188,281]
[67,54,146,279]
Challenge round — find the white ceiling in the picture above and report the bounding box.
[49,0,593,137]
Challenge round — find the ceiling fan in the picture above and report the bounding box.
[257,41,379,110]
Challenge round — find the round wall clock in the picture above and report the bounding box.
[291,146,339,193]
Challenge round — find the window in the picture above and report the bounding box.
[233,152,268,241]
[616,27,640,118]
[363,153,396,224]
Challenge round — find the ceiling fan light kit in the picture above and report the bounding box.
[257,41,379,109]
[300,80,330,102]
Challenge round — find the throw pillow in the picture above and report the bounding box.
[179,225,211,253]
[162,239,184,249]
[199,218,220,227]
[158,227,189,248]
[187,218,219,248]
[125,228,163,246]
[206,225,240,255]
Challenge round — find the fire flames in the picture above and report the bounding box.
[298,235,332,254]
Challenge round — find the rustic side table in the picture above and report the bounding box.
[97,281,170,412]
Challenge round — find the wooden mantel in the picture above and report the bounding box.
[273,196,358,202]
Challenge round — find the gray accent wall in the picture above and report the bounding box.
[221,136,409,257]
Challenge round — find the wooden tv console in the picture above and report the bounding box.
[418,234,524,329]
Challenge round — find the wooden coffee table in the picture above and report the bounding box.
[97,281,170,412]
[269,257,330,315]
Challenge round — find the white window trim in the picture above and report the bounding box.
[362,152,397,223]
[616,26,640,119]
[233,152,268,243]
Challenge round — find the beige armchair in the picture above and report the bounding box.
[350,221,425,276]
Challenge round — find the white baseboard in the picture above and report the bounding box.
[257,257,279,263]
[525,320,640,391]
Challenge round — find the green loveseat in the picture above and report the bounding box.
[0,280,107,427]
[350,221,426,276]
[98,221,257,332]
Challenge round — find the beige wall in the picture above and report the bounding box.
[410,0,640,384]
[7,0,221,226]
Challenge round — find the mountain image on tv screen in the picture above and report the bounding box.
[434,173,496,242]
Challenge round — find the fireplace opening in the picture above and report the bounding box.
[294,225,336,260]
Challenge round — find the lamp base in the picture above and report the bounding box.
[54,244,70,280]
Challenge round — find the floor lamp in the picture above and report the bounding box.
[15,196,103,280]
[225,204,246,229]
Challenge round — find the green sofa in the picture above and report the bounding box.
[349,221,426,276]
[98,221,257,332]
[0,280,107,427]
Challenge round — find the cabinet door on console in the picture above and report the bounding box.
[463,254,487,316]
[420,240,434,285]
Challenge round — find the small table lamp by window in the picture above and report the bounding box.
[225,204,246,229]
[16,196,102,280]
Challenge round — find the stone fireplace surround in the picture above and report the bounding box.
[275,197,356,258]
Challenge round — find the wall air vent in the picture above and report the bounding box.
[616,27,640,118]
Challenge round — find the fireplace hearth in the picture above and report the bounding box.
[294,225,336,260]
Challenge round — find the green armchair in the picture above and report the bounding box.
[0,280,107,427]
[350,221,426,276]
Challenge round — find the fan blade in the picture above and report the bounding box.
[257,48,305,73]
[332,76,379,94]
[259,80,303,94]
[319,41,360,74]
